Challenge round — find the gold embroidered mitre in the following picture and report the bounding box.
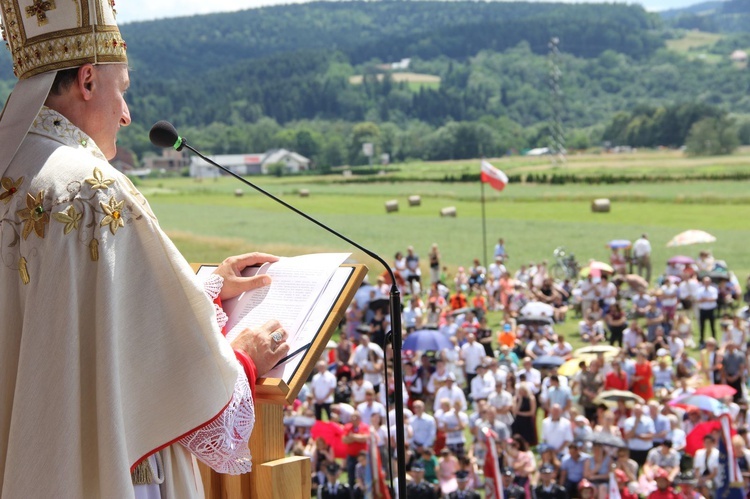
[0,0,127,80]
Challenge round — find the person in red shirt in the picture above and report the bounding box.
[605,358,629,391]
[342,411,370,492]
[450,290,468,310]
[614,469,639,499]
[649,469,681,499]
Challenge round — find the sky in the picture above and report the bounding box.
[115,0,705,24]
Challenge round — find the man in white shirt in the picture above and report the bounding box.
[679,276,700,314]
[693,434,719,492]
[623,404,655,467]
[525,333,551,359]
[597,274,617,312]
[550,335,573,359]
[427,359,451,396]
[487,381,514,426]
[668,329,685,360]
[356,389,386,425]
[541,404,574,455]
[517,357,542,395]
[409,401,437,452]
[402,296,423,333]
[488,256,507,281]
[633,233,652,282]
[461,333,486,385]
[470,362,496,404]
[433,373,467,412]
[696,277,718,347]
[311,360,338,420]
[580,275,598,318]
[350,373,374,405]
[438,400,469,457]
[350,333,383,368]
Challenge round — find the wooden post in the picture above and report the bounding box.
[200,380,310,499]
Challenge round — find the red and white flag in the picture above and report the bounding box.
[608,472,621,499]
[482,427,504,499]
[481,160,508,192]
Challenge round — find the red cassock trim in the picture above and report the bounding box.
[129,296,258,471]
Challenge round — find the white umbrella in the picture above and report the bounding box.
[520,301,554,317]
[667,230,716,247]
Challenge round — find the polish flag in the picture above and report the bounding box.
[608,472,621,499]
[481,160,508,192]
[482,427,504,499]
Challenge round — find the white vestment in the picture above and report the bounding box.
[0,108,244,498]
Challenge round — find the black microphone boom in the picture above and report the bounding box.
[149,121,408,499]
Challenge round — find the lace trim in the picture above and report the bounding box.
[203,274,228,330]
[214,304,228,331]
[179,370,255,474]
[203,274,224,300]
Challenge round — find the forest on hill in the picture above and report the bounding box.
[0,1,748,167]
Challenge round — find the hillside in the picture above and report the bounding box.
[1,1,749,167]
[662,0,750,31]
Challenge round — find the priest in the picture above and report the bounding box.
[0,1,288,497]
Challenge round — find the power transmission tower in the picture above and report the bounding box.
[548,37,566,166]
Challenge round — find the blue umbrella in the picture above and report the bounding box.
[532,355,566,369]
[608,239,631,249]
[402,329,453,352]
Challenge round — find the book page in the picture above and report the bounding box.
[196,253,350,345]
[265,266,354,382]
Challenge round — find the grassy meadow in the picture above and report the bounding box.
[138,148,750,282]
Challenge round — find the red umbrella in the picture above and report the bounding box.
[685,420,736,456]
[311,420,349,459]
[694,384,737,399]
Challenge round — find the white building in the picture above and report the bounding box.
[188,149,311,178]
[262,149,311,174]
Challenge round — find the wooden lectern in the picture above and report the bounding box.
[194,263,367,499]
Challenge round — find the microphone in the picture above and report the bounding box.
[149,121,407,498]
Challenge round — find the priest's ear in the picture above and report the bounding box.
[76,64,97,100]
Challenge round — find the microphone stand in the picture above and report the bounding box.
[178,140,408,499]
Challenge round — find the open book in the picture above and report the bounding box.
[196,253,364,385]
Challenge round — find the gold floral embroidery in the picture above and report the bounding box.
[52,205,82,235]
[17,191,49,240]
[100,196,125,234]
[89,239,99,262]
[0,176,24,204]
[19,257,30,285]
[85,167,114,190]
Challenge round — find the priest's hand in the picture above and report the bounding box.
[231,320,290,377]
[213,252,279,301]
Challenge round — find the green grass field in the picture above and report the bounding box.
[139,172,750,281]
[665,30,725,63]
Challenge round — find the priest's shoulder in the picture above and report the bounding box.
[10,132,119,194]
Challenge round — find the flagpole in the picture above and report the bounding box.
[481,167,488,271]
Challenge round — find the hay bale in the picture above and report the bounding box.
[440,206,457,217]
[299,189,310,198]
[591,198,611,213]
[234,189,244,197]
[408,195,421,207]
[385,200,399,213]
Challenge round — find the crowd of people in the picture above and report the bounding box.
[287,238,750,498]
